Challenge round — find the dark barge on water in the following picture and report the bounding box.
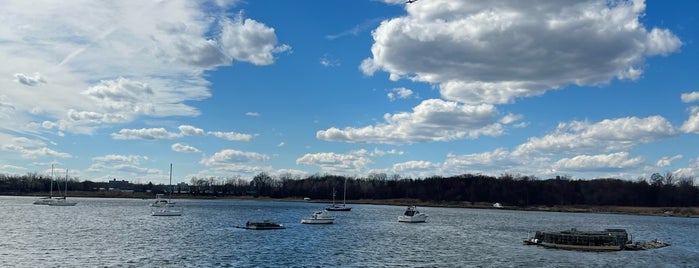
[236,220,285,230]
[524,228,669,251]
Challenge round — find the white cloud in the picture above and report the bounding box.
[171,143,200,153]
[0,133,70,159]
[200,149,270,166]
[553,152,644,172]
[392,160,440,177]
[317,99,504,144]
[387,87,414,101]
[87,154,161,178]
[681,92,699,103]
[246,112,260,117]
[514,116,678,155]
[0,1,287,136]
[361,0,682,104]
[179,125,205,136]
[656,155,683,168]
[296,151,372,174]
[208,131,254,141]
[680,107,699,134]
[320,54,340,67]
[14,73,46,86]
[112,128,178,140]
[219,13,291,66]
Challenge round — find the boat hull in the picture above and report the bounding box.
[325,206,351,211]
[33,198,54,205]
[151,210,182,216]
[238,221,285,230]
[301,218,334,224]
[539,242,622,251]
[398,215,428,223]
[526,229,628,251]
[47,201,77,206]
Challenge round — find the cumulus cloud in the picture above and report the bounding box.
[14,73,46,86]
[0,1,288,135]
[0,133,70,159]
[208,131,254,141]
[296,150,372,174]
[179,125,205,136]
[87,154,161,177]
[387,87,414,101]
[656,155,683,168]
[219,13,291,66]
[112,128,178,140]
[392,160,440,177]
[681,92,699,103]
[112,125,250,140]
[362,0,682,104]
[514,116,678,155]
[171,143,200,153]
[200,149,270,167]
[317,99,504,144]
[553,152,644,172]
[681,107,699,133]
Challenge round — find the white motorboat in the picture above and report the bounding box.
[398,206,428,223]
[151,206,182,216]
[301,211,335,224]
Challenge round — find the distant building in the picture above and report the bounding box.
[175,182,190,194]
[108,179,132,191]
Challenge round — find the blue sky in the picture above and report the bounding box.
[1,0,698,185]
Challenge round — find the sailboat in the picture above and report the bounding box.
[48,169,77,206]
[33,165,56,205]
[325,178,351,211]
[151,164,182,216]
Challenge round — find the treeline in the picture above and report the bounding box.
[1,172,697,207]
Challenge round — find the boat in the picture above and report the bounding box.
[33,165,57,205]
[151,164,182,216]
[150,207,182,216]
[398,205,428,223]
[325,178,351,211]
[524,228,629,251]
[301,210,335,224]
[47,169,77,206]
[237,220,285,230]
[150,194,173,207]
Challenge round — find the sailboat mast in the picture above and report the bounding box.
[64,169,68,197]
[169,163,173,202]
[343,178,347,205]
[50,164,54,198]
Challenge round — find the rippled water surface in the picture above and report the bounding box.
[1,196,698,267]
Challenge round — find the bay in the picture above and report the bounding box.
[1,196,697,267]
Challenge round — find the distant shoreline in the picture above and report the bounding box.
[11,191,699,218]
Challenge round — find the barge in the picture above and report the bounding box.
[524,228,629,251]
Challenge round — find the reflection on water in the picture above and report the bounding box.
[1,196,697,267]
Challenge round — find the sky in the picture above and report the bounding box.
[1,0,698,185]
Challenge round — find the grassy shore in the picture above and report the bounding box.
[16,191,699,218]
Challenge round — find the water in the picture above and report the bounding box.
[1,196,697,267]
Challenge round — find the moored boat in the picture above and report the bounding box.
[238,220,285,230]
[524,228,629,251]
[398,205,428,223]
[301,211,335,224]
